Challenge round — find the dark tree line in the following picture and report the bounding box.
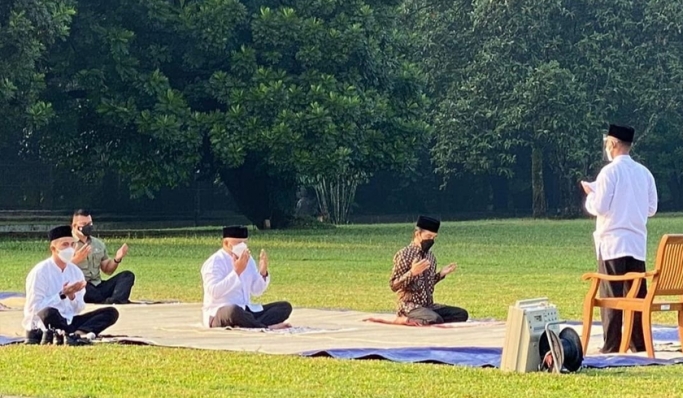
[2,0,683,225]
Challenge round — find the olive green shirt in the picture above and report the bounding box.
[75,237,109,286]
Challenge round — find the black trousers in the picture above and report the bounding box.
[84,271,135,304]
[210,301,292,328]
[599,255,648,353]
[406,305,469,325]
[37,307,119,335]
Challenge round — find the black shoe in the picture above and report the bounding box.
[53,330,65,345]
[25,329,42,345]
[65,333,92,346]
[40,329,54,345]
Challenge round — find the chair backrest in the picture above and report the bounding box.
[650,234,683,296]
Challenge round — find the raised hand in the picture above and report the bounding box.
[234,249,251,275]
[63,280,86,300]
[115,244,129,262]
[259,249,268,277]
[439,263,458,277]
[410,258,430,276]
[72,244,91,264]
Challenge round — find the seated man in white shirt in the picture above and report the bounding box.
[23,226,120,345]
[201,226,292,329]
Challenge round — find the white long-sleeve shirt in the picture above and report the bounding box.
[585,154,658,261]
[22,257,87,331]
[201,249,270,327]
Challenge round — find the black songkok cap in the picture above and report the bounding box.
[48,225,72,242]
[608,124,635,143]
[416,216,440,233]
[223,225,248,239]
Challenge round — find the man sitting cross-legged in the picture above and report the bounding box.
[23,225,119,345]
[71,209,134,304]
[201,225,292,330]
[389,216,469,326]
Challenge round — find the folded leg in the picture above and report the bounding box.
[253,301,293,327]
[210,305,265,328]
[434,304,469,323]
[405,307,443,325]
[70,307,120,335]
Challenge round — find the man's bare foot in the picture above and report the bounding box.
[393,317,423,326]
[268,322,292,330]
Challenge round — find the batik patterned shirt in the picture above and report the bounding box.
[390,244,444,316]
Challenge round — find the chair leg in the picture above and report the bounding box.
[642,311,654,358]
[581,280,600,354]
[581,303,594,355]
[620,310,635,353]
[677,311,683,350]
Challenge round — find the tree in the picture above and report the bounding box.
[422,0,683,216]
[634,0,683,209]
[0,0,75,148]
[424,0,596,217]
[31,0,429,228]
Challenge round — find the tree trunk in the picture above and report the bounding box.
[218,155,297,229]
[531,143,547,218]
[313,174,362,224]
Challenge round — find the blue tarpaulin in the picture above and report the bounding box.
[303,346,503,367]
[300,325,682,369]
[0,336,23,346]
[300,346,683,368]
[0,292,23,300]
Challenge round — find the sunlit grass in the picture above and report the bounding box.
[1,217,682,397]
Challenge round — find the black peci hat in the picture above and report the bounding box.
[416,216,440,233]
[223,226,248,239]
[608,124,635,143]
[48,226,72,242]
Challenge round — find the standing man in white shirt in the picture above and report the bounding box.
[201,226,292,329]
[23,225,120,345]
[581,124,658,353]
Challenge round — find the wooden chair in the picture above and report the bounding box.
[581,234,683,358]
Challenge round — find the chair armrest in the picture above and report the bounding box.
[581,271,656,282]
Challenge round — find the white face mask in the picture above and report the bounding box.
[57,247,75,263]
[230,242,248,258]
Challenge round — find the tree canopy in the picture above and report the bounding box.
[413,0,683,216]
[1,0,75,147]
[3,0,683,220]
[30,0,429,227]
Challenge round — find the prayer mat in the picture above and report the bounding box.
[225,326,359,335]
[128,300,182,305]
[1,303,680,369]
[362,317,505,328]
[0,292,24,312]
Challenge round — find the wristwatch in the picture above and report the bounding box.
[59,291,67,300]
[114,258,122,264]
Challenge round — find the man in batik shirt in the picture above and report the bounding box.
[390,216,469,325]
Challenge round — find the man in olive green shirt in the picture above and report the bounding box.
[71,209,134,304]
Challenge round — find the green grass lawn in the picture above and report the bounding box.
[1,218,683,397]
